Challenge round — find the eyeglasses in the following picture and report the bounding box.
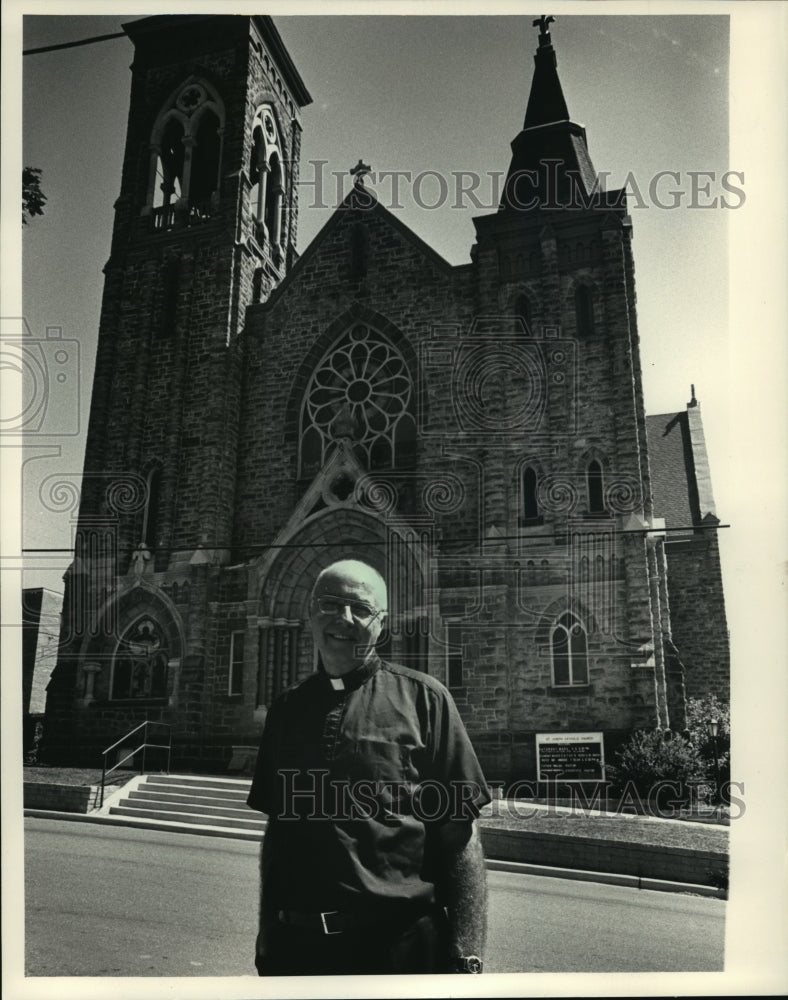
[314,595,385,625]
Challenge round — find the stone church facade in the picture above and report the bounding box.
[44,14,729,782]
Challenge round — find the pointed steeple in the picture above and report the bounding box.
[523,15,569,129]
[500,16,613,212]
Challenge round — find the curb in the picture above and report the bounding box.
[484,858,725,898]
[24,808,264,842]
[24,809,726,898]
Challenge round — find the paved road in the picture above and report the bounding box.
[23,818,725,977]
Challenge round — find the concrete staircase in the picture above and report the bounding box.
[102,773,265,840]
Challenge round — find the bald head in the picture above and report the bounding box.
[312,560,387,609]
[310,560,387,677]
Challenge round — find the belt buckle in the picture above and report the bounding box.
[320,910,342,935]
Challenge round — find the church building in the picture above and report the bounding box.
[44,14,729,783]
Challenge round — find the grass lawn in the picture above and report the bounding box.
[479,800,729,854]
[23,766,136,791]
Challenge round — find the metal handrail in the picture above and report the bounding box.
[100,720,172,807]
[102,720,150,758]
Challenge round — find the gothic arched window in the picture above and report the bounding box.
[515,294,532,332]
[111,617,169,700]
[142,468,162,549]
[575,285,595,337]
[550,612,589,687]
[299,324,415,477]
[189,108,222,212]
[147,79,225,229]
[153,116,185,209]
[160,258,180,338]
[587,459,605,514]
[250,106,285,248]
[522,465,541,524]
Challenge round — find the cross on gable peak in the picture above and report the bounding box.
[350,159,372,186]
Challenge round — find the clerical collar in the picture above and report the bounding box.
[319,653,382,693]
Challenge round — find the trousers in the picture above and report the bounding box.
[256,906,452,976]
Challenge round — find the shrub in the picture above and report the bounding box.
[607,728,707,804]
[706,862,729,893]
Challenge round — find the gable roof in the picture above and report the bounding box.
[257,186,457,314]
[646,402,719,534]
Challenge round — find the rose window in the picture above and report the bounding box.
[300,325,416,476]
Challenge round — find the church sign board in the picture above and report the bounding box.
[536,732,605,782]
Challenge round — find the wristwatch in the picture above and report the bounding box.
[455,955,483,974]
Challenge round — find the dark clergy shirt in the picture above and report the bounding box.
[247,654,491,913]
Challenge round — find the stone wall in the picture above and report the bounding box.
[480,826,728,887]
[24,782,100,813]
[664,533,730,700]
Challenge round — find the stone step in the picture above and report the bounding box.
[135,782,250,803]
[102,773,266,837]
[145,773,253,793]
[127,790,259,818]
[109,802,266,832]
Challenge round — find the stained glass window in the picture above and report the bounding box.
[300,324,415,476]
[550,612,589,687]
[111,617,168,700]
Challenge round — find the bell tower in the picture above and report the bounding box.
[78,15,311,573]
[46,15,311,763]
[468,15,676,739]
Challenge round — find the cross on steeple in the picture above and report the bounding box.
[532,14,555,46]
[350,159,372,187]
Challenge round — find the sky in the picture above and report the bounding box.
[2,3,788,994]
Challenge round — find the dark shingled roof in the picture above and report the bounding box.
[645,411,698,534]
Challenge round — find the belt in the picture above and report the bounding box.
[277,904,435,936]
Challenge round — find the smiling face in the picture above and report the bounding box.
[310,560,387,677]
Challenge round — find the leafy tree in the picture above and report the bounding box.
[23,166,47,225]
[685,694,731,791]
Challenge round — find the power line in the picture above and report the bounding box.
[23,31,126,56]
[21,521,730,556]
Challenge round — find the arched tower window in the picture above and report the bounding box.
[522,465,541,524]
[575,285,595,336]
[142,468,162,549]
[515,294,532,332]
[550,611,589,687]
[299,324,415,478]
[189,108,221,213]
[153,116,185,210]
[250,106,285,249]
[265,153,284,245]
[587,459,605,514]
[146,79,225,229]
[160,258,180,338]
[111,616,169,700]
